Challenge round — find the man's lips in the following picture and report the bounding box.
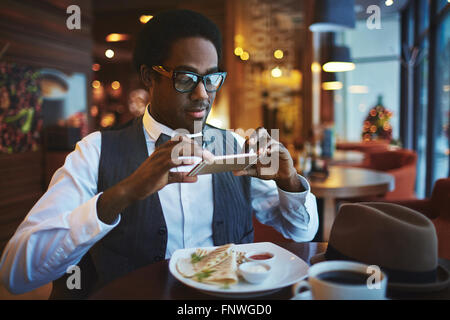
[185,109,206,119]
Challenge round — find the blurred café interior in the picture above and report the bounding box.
[0,0,449,299]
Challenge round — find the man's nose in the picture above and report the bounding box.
[190,80,209,100]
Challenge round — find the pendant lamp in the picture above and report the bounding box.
[321,71,343,90]
[322,45,355,72]
[309,0,356,32]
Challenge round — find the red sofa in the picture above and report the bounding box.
[337,148,418,200]
[362,149,418,200]
[336,140,390,154]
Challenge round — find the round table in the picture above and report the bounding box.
[309,166,395,241]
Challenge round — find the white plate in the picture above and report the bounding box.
[169,242,309,298]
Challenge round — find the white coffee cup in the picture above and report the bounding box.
[292,261,387,300]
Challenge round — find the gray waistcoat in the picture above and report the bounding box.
[88,116,253,289]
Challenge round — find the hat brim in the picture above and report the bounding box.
[309,253,450,293]
[388,263,450,293]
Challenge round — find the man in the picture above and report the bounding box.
[0,10,318,296]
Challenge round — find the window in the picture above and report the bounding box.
[334,16,401,143]
[418,0,429,34]
[414,38,429,197]
[432,12,450,187]
[402,1,450,197]
[406,5,415,47]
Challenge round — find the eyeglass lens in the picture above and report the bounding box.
[174,73,224,92]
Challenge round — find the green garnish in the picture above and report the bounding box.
[221,282,231,289]
[194,270,215,282]
[191,253,206,264]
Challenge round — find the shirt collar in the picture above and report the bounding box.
[143,105,203,141]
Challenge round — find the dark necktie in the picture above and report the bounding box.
[156,132,208,149]
[155,133,171,148]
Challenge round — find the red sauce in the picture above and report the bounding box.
[249,253,273,260]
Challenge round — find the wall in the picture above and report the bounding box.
[224,0,310,148]
[0,0,93,299]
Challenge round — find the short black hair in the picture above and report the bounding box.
[132,9,222,73]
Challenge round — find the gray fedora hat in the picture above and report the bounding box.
[311,202,450,292]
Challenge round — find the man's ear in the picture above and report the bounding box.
[140,65,153,88]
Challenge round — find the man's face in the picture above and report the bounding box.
[149,37,219,134]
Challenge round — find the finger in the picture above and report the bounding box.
[255,128,271,154]
[254,128,270,146]
[256,127,270,139]
[202,149,215,164]
[257,143,272,157]
[170,139,204,159]
[258,144,280,166]
[244,129,258,153]
[167,155,207,169]
[170,157,199,167]
[267,141,291,160]
[258,146,267,156]
[244,128,267,154]
[266,141,280,155]
[244,166,258,177]
[155,135,183,151]
[168,172,198,184]
[233,169,248,176]
[172,134,193,143]
[259,139,280,154]
[181,175,198,183]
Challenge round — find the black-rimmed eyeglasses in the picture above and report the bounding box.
[152,65,227,93]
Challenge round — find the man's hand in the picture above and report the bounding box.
[124,135,213,200]
[233,127,304,193]
[97,136,214,224]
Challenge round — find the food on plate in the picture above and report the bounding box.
[245,263,269,273]
[238,262,272,284]
[176,243,248,287]
[194,243,233,271]
[199,253,238,285]
[249,253,273,260]
[245,250,276,264]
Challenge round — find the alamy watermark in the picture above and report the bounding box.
[366,265,382,289]
[66,4,383,31]
[366,5,382,30]
[66,265,81,290]
[66,5,81,30]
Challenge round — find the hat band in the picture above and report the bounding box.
[325,244,437,284]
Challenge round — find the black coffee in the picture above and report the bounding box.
[317,270,370,285]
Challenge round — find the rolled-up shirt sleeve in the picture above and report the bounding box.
[251,174,319,242]
[0,132,120,294]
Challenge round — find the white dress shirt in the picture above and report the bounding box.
[0,109,318,294]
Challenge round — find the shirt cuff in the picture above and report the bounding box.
[67,193,121,248]
[277,174,314,224]
[277,174,310,204]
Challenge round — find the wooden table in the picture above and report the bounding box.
[309,166,395,241]
[88,242,450,300]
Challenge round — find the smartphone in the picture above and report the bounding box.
[186,152,258,177]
